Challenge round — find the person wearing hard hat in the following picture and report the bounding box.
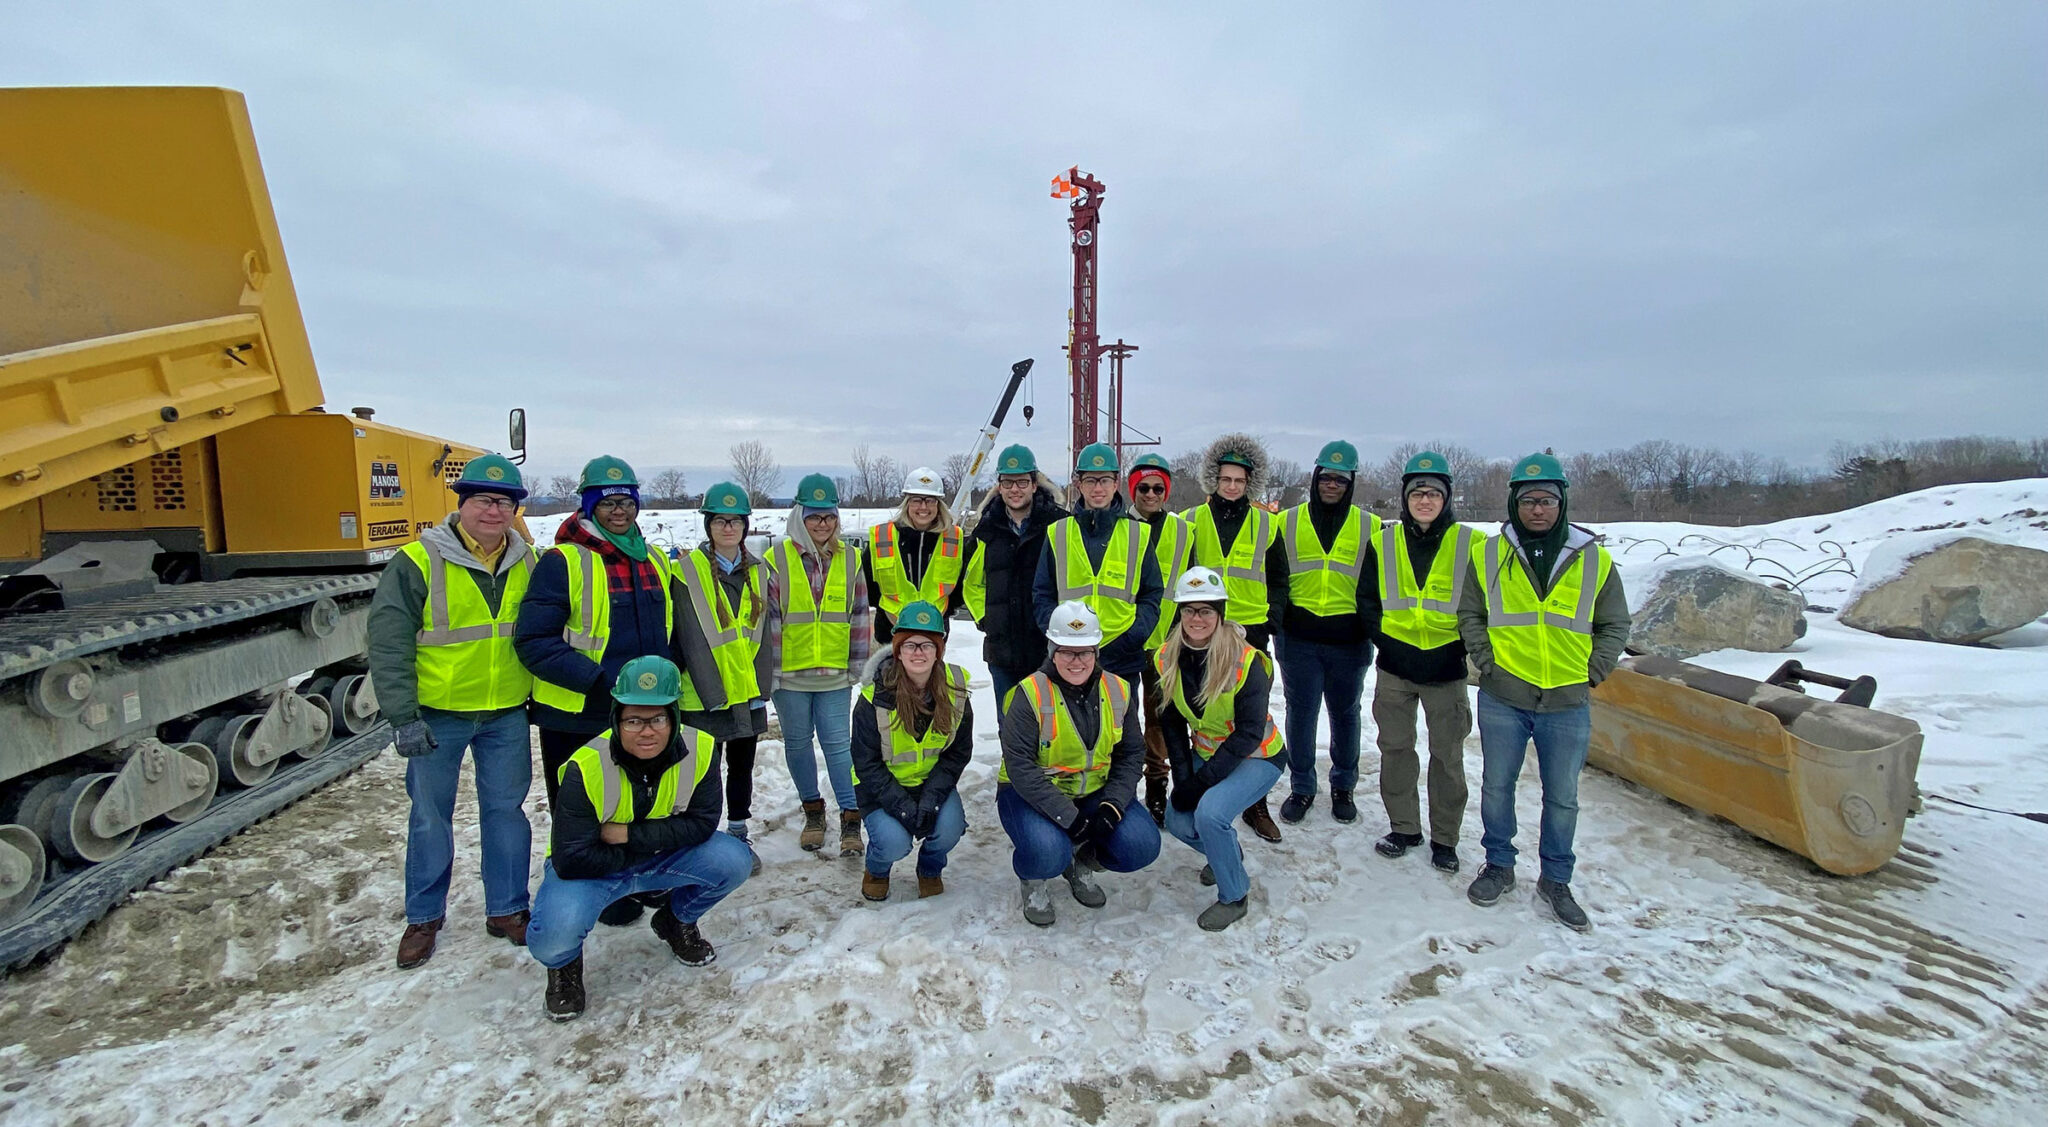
[1455,454,1630,932]
[368,453,538,970]
[848,600,975,901]
[863,465,968,646]
[1371,451,1478,874]
[961,443,1066,707]
[1032,442,1164,687]
[765,473,873,859]
[1185,433,1290,844]
[1273,440,1383,826]
[997,600,1160,926]
[1153,566,1285,932]
[670,481,773,874]
[525,656,753,1022]
[1127,451,1191,825]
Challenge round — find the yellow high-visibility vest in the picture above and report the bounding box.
[868,521,964,618]
[1375,522,1478,651]
[1153,643,1283,761]
[547,726,716,856]
[402,537,534,711]
[1186,504,1276,627]
[998,670,1130,796]
[1479,535,1613,690]
[774,538,856,672]
[531,543,675,713]
[1144,514,1193,650]
[1281,504,1379,617]
[1048,516,1154,646]
[852,664,971,787]
[676,548,764,711]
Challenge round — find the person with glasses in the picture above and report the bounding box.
[961,444,1066,708]
[863,465,968,646]
[1455,454,1629,932]
[1154,567,1285,932]
[997,601,1160,926]
[671,482,773,874]
[765,473,872,859]
[1033,441,1164,690]
[1126,452,1189,824]
[848,601,975,901]
[526,656,753,1022]
[368,454,538,970]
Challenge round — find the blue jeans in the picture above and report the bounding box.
[1164,756,1282,903]
[1476,690,1592,884]
[862,790,968,878]
[1276,634,1370,796]
[525,834,754,969]
[996,784,1163,881]
[773,687,856,811]
[404,707,533,924]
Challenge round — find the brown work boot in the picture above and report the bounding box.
[1242,799,1283,843]
[395,918,442,970]
[1144,777,1168,826]
[799,798,828,852]
[839,810,864,857]
[485,909,530,947]
[917,873,945,899]
[862,871,891,902]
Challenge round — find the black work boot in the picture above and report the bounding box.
[1330,790,1358,824]
[1375,831,1424,859]
[1537,877,1591,932]
[651,906,718,966]
[1466,863,1515,906]
[545,957,586,1022]
[597,898,645,927]
[1430,842,1460,873]
[1279,793,1313,824]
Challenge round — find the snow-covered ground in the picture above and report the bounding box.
[4,484,2047,1125]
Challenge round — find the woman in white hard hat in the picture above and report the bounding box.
[863,465,970,645]
[995,600,1161,927]
[1153,566,1285,931]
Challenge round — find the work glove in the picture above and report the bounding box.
[1064,809,1096,843]
[913,791,943,839]
[1087,801,1124,846]
[1170,780,1207,813]
[394,719,438,759]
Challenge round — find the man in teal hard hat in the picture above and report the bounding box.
[1456,453,1630,932]
[1126,450,1188,824]
[962,443,1066,706]
[525,656,753,1021]
[1033,442,1164,685]
[368,452,538,971]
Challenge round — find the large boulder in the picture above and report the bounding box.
[1625,556,1807,660]
[1841,533,2048,644]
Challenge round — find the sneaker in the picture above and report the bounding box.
[1197,897,1249,931]
[395,918,442,970]
[1466,863,1515,907]
[650,906,717,966]
[485,910,530,947]
[1537,877,1591,932]
[1279,793,1313,824]
[1020,879,1056,927]
[544,957,585,1022]
[1430,843,1460,874]
[1375,831,1424,859]
[1330,790,1358,824]
[1063,863,1106,909]
[1241,799,1283,843]
[799,799,828,852]
[862,871,891,902]
[839,811,864,858]
[597,898,645,927]
[917,873,945,899]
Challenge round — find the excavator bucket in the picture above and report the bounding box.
[1588,655,1923,875]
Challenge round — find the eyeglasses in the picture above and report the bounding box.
[1052,647,1094,661]
[899,640,938,656]
[1076,474,1116,487]
[1516,496,1560,511]
[997,478,1035,489]
[594,496,637,511]
[1180,605,1221,619]
[463,495,518,512]
[1407,488,1446,501]
[802,511,839,523]
[1134,484,1166,495]
[619,715,673,733]
[707,515,748,529]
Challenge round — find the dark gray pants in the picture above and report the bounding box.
[1372,671,1472,845]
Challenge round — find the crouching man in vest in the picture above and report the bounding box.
[526,657,753,1021]
[1455,455,1629,932]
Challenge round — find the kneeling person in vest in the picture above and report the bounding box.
[1155,568,1285,933]
[1455,455,1629,933]
[527,657,753,1022]
[848,601,974,902]
[368,454,538,972]
[997,601,1161,928]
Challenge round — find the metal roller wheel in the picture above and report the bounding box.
[160,742,220,823]
[212,714,279,789]
[0,775,73,844]
[328,673,380,736]
[50,773,138,864]
[0,825,45,927]
[294,696,334,759]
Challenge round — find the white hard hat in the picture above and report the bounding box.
[1170,566,1228,604]
[902,466,945,497]
[1044,600,1103,647]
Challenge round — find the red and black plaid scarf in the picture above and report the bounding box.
[555,515,666,596]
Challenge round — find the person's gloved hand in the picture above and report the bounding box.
[1170,780,1206,813]
[1065,809,1096,843]
[394,719,438,758]
[1088,801,1124,845]
[913,792,942,839]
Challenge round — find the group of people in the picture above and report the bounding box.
[367,434,1629,1022]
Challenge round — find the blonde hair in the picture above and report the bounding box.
[1153,614,1250,717]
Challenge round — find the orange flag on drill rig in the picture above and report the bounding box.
[1050,169,1081,199]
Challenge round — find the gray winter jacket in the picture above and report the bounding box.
[1455,524,1630,713]
[998,658,1146,829]
[367,514,536,728]
[671,543,773,740]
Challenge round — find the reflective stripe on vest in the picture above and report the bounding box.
[1144,515,1193,650]
[1480,535,1612,690]
[1153,643,1283,760]
[547,727,716,856]
[856,663,970,787]
[868,521,965,617]
[402,536,534,711]
[1282,504,1377,617]
[997,670,1130,796]
[1049,516,1154,645]
[677,549,764,711]
[1187,504,1275,626]
[961,547,988,621]
[776,538,856,672]
[1375,522,1476,651]
[531,543,676,713]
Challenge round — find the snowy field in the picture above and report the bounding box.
[3,483,2047,1125]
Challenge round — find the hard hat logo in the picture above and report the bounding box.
[1330,452,1344,464]
[1090,456,1105,467]
[1526,465,1541,476]
[812,488,826,500]
[1068,619,1085,632]
[1006,457,1019,468]
[485,466,505,481]
[637,672,658,691]
[1419,458,1434,469]
[607,467,623,481]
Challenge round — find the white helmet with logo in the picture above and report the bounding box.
[1170,566,1228,604]
[1044,600,1104,647]
[902,466,945,497]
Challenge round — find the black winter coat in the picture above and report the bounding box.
[850,658,976,829]
[972,487,1066,674]
[550,731,723,879]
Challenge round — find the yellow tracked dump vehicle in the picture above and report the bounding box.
[0,87,524,963]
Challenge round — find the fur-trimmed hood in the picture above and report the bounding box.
[1198,432,1271,496]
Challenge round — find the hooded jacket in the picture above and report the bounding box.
[515,515,674,735]
[763,507,873,693]
[1191,432,1291,642]
[972,478,1067,673]
[549,703,724,880]
[997,653,1146,829]
[1031,492,1165,678]
[849,655,976,827]
[1373,496,1468,684]
[1279,470,1382,647]
[367,514,534,728]
[862,497,968,644]
[1455,522,1630,712]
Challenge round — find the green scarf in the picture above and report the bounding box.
[592,519,650,562]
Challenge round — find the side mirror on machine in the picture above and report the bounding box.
[508,408,527,464]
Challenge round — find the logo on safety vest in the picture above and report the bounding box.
[637,671,658,691]
[607,467,624,481]
[485,466,506,481]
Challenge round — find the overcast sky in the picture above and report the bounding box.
[9,2,2044,485]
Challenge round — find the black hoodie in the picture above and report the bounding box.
[549,706,724,880]
[1199,493,1291,644]
[1509,484,1571,595]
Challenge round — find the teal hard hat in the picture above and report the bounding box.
[795,472,839,509]
[1315,440,1359,474]
[1075,442,1119,474]
[1130,452,1171,475]
[894,600,947,635]
[453,453,527,500]
[1403,450,1452,483]
[1511,452,1568,488]
[995,444,1038,475]
[579,454,639,492]
[612,655,683,706]
[700,481,752,516]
